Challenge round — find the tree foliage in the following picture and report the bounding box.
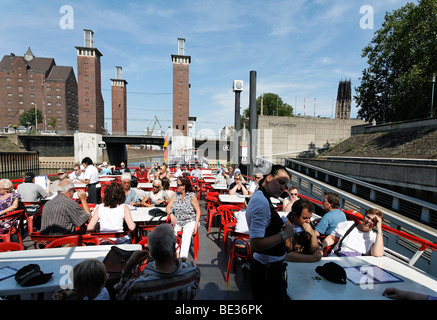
[354,0,437,123]
[18,107,43,127]
[243,93,294,118]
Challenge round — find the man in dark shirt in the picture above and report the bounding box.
[284,198,322,262]
[40,180,91,235]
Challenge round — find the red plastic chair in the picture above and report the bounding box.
[0,242,24,252]
[0,209,26,245]
[226,232,251,284]
[23,201,43,233]
[206,194,221,232]
[216,205,242,253]
[29,231,72,249]
[44,235,100,248]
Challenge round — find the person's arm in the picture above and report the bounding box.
[240,184,248,196]
[123,205,136,231]
[370,216,384,257]
[250,223,294,253]
[302,223,320,254]
[86,206,100,231]
[228,183,238,195]
[77,189,91,216]
[283,197,291,213]
[321,234,339,255]
[0,198,19,215]
[285,250,323,262]
[382,287,430,300]
[140,194,151,207]
[166,195,176,224]
[191,195,201,235]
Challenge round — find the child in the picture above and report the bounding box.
[52,259,109,300]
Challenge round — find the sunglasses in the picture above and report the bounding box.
[290,193,298,196]
[177,183,184,187]
[153,185,160,188]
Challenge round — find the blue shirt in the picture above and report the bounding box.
[315,208,346,236]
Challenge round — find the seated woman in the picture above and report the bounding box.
[140,179,169,207]
[87,182,136,244]
[155,165,171,181]
[120,172,140,207]
[166,176,201,261]
[321,208,384,257]
[0,179,24,233]
[161,177,174,200]
[282,185,300,213]
[228,173,249,196]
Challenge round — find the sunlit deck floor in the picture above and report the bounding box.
[21,198,253,300]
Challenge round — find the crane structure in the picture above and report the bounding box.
[145,116,162,136]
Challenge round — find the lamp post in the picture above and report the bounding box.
[431,73,435,118]
[233,80,243,169]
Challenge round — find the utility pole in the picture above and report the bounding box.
[431,73,435,118]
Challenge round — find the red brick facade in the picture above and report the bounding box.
[0,49,78,132]
[111,79,127,135]
[172,56,190,136]
[76,47,104,134]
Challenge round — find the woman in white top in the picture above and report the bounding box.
[140,179,169,207]
[87,182,136,244]
[282,185,300,213]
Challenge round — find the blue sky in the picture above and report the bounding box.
[1,0,415,138]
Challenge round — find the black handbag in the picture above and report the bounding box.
[103,246,135,277]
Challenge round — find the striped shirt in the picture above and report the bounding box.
[40,193,89,235]
[115,260,200,300]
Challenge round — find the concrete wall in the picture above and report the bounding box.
[257,115,365,163]
[74,132,104,164]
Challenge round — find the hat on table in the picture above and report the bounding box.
[315,262,347,284]
[15,264,53,287]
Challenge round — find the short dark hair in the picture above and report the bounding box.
[81,157,93,165]
[259,164,290,186]
[178,176,192,193]
[130,175,138,188]
[324,191,340,209]
[103,182,126,208]
[289,198,315,219]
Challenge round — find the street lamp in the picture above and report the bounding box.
[233,80,243,168]
[431,73,435,118]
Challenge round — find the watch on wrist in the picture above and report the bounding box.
[279,230,288,242]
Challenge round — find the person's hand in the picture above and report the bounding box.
[283,223,295,238]
[126,250,150,273]
[77,189,87,201]
[373,215,383,233]
[312,249,323,261]
[382,287,407,299]
[302,222,315,235]
[170,213,177,225]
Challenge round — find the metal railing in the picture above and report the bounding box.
[256,156,437,277]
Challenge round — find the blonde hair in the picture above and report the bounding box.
[0,179,13,192]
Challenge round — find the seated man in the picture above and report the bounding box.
[135,163,149,183]
[282,185,300,213]
[40,180,91,235]
[115,223,201,300]
[148,162,159,181]
[284,199,322,262]
[228,173,248,196]
[248,172,263,195]
[99,162,114,175]
[322,208,384,257]
[69,165,84,182]
[49,169,69,195]
[191,164,202,179]
[119,162,130,173]
[16,171,48,217]
[314,192,347,237]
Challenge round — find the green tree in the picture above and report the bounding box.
[18,107,43,127]
[243,93,294,118]
[355,0,437,123]
[48,116,57,128]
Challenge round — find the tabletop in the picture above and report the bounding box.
[211,184,227,190]
[130,207,169,223]
[0,244,141,298]
[286,255,437,300]
[137,182,177,190]
[218,194,281,205]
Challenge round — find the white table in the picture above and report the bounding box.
[211,184,227,191]
[286,256,437,300]
[138,182,177,190]
[130,207,169,223]
[218,194,247,204]
[203,177,216,183]
[0,244,141,298]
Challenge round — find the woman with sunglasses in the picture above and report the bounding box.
[140,179,169,207]
[166,176,201,261]
[282,186,300,213]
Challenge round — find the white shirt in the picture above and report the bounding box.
[69,171,84,182]
[329,221,377,256]
[84,164,99,184]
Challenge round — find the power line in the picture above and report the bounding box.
[102,88,171,95]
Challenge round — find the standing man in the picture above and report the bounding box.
[78,157,101,204]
